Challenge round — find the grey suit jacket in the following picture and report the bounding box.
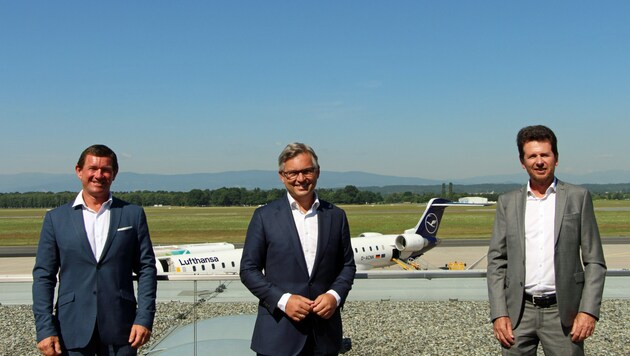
[32,197,157,349]
[240,196,356,356]
[487,180,607,328]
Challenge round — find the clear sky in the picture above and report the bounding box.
[1,1,629,181]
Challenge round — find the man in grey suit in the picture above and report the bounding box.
[33,144,157,355]
[240,142,356,356]
[487,125,607,355]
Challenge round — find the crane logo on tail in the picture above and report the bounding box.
[425,213,439,235]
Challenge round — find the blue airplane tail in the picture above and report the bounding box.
[406,197,490,259]
[405,198,452,258]
[414,198,451,238]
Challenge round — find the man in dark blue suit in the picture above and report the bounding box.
[32,144,157,355]
[240,142,356,356]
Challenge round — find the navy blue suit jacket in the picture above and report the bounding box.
[32,197,157,349]
[240,196,356,356]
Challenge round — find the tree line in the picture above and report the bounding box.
[0,186,382,208]
[0,185,466,208]
[1,185,627,209]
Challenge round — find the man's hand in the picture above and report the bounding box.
[129,324,151,349]
[312,293,338,320]
[285,295,314,322]
[570,312,596,342]
[493,316,515,348]
[37,336,62,356]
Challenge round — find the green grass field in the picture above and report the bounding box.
[1,200,629,246]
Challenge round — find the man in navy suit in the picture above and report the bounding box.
[32,144,157,355]
[240,142,356,356]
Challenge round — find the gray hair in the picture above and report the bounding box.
[278,142,320,171]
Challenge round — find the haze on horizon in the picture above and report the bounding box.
[1,1,629,182]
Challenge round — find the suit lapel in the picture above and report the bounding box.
[70,204,98,264]
[554,180,567,245]
[278,198,310,278]
[517,185,528,256]
[310,203,331,279]
[101,198,122,261]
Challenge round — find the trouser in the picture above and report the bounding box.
[502,300,584,356]
[257,332,339,356]
[65,322,136,356]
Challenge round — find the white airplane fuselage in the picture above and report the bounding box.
[156,235,426,275]
[156,229,437,275]
[155,198,484,276]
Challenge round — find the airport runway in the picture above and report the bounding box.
[2,236,629,257]
[2,240,629,305]
[407,238,630,271]
[2,238,629,276]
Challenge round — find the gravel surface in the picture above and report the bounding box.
[2,300,629,355]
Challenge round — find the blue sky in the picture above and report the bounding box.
[1,1,629,181]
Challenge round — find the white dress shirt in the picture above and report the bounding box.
[73,191,112,262]
[524,180,557,296]
[290,194,320,276]
[278,193,341,312]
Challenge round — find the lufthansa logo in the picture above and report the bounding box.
[425,213,438,234]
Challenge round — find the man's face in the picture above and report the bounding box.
[76,154,116,200]
[279,152,319,201]
[520,140,557,188]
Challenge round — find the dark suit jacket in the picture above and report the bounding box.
[32,197,157,349]
[487,180,607,328]
[240,196,356,356]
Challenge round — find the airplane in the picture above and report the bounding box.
[154,198,486,276]
[153,242,236,257]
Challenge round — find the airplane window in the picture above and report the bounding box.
[212,264,215,270]
[369,246,373,251]
[354,248,358,253]
[231,261,235,267]
[222,263,225,268]
[362,247,365,252]
[201,265,205,271]
[192,266,196,272]
[375,246,379,251]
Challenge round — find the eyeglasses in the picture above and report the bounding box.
[280,167,318,180]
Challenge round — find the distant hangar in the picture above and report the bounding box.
[458,197,489,204]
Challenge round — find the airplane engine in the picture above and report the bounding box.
[394,234,427,251]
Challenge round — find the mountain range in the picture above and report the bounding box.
[1,170,629,193]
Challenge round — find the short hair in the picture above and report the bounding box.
[278,142,319,171]
[516,125,558,162]
[77,144,119,174]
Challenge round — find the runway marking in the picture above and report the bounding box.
[605,252,630,257]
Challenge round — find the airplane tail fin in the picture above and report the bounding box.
[404,198,487,259]
[411,198,451,238]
